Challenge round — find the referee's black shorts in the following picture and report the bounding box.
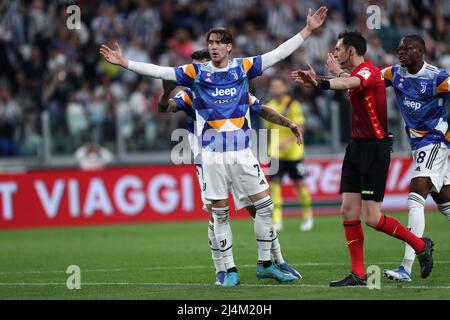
[269,159,307,181]
[339,138,391,202]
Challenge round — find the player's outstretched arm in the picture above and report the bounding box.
[291,63,360,90]
[158,81,178,113]
[259,106,303,145]
[261,6,327,71]
[99,42,176,80]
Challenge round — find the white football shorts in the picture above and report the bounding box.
[195,164,253,211]
[201,148,269,206]
[411,142,450,193]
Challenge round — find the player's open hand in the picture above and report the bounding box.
[306,6,328,31]
[291,63,318,88]
[289,123,303,145]
[325,53,343,76]
[99,42,127,68]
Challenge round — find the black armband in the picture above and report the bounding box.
[317,79,331,90]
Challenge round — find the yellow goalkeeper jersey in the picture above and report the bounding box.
[265,95,305,161]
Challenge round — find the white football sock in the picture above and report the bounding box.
[254,196,274,262]
[402,193,425,274]
[270,227,285,264]
[437,202,450,221]
[212,206,235,270]
[208,221,225,273]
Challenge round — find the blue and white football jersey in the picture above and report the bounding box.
[172,87,263,162]
[382,62,450,150]
[174,56,263,152]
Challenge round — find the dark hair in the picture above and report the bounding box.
[191,49,210,60]
[206,28,233,44]
[338,31,367,55]
[403,34,425,52]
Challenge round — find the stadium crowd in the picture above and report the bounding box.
[0,0,450,157]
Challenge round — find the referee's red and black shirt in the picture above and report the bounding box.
[348,60,388,139]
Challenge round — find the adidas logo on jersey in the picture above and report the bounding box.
[415,166,421,172]
[403,97,422,111]
[212,87,237,97]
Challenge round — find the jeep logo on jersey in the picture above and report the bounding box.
[212,87,237,97]
[403,97,422,110]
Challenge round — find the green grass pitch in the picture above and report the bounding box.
[0,212,449,300]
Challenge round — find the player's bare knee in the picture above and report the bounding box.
[363,216,378,228]
[340,203,360,219]
[362,208,380,227]
[410,177,432,198]
[212,199,229,207]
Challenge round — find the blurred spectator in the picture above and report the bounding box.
[0,82,22,123]
[267,0,296,39]
[166,28,194,59]
[17,45,46,111]
[91,2,125,45]
[366,33,387,67]
[75,141,114,171]
[43,53,79,133]
[326,8,346,39]
[66,96,88,148]
[19,110,41,156]
[126,0,161,51]
[0,0,25,48]
[122,37,151,86]
[0,109,19,156]
[127,80,157,150]
[27,0,53,44]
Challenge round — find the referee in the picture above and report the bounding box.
[291,31,434,287]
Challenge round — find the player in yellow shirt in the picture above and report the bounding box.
[265,76,314,231]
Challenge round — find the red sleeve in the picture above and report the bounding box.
[354,67,376,89]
